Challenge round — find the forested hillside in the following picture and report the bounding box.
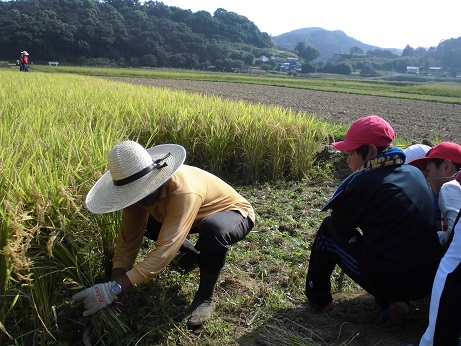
[0,0,274,70]
[272,27,383,62]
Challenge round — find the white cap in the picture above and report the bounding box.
[403,144,431,163]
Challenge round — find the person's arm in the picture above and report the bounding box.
[329,176,372,230]
[125,193,202,286]
[111,204,149,272]
[438,181,461,246]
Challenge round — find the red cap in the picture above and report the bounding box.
[409,142,461,170]
[332,115,395,152]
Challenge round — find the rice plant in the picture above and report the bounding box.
[0,69,332,344]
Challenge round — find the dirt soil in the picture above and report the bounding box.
[104,77,461,144]
[103,77,456,345]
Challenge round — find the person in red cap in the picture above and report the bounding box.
[305,115,443,327]
[409,142,461,248]
[411,143,461,345]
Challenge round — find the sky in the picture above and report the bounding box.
[157,0,461,49]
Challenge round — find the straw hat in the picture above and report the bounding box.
[86,141,186,214]
[23,51,29,55]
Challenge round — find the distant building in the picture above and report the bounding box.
[270,56,284,62]
[428,66,442,73]
[406,66,420,74]
[257,55,269,62]
[428,66,444,76]
[279,62,290,72]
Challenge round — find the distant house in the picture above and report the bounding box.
[406,66,420,74]
[258,55,269,62]
[270,56,284,63]
[428,66,442,73]
[279,62,291,72]
[428,66,444,76]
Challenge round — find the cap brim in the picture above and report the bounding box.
[332,141,360,152]
[408,157,429,170]
[85,144,186,214]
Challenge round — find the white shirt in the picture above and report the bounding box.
[438,179,461,247]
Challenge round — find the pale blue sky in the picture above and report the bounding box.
[157,0,460,49]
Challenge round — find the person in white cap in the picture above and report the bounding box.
[72,140,255,328]
[403,144,445,232]
[21,51,29,72]
[403,143,431,164]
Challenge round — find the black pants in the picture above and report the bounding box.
[433,263,461,345]
[306,216,434,308]
[146,210,253,273]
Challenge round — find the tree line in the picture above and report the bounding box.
[322,42,461,77]
[0,0,273,71]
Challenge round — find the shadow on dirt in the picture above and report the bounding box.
[237,291,430,346]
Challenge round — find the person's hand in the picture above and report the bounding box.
[72,282,117,316]
[438,230,452,248]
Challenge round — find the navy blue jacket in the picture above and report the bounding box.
[323,164,443,276]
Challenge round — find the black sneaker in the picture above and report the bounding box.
[308,299,335,313]
[378,302,409,327]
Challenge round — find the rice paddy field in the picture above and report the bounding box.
[0,68,338,345]
[1,66,461,345]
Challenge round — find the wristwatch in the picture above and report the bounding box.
[111,282,122,296]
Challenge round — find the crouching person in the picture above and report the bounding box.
[305,115,443,326]
[73,140,255,328]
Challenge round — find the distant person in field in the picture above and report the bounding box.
[72,140,255,328]
[21,51,29,72]
[18,51,25,71]
[305,115,443,327]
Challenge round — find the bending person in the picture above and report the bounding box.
[73,140,255,328]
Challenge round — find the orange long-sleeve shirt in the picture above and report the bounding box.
[112,165,255,286]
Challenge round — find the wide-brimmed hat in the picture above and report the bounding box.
[86,141,186,214]
[23,51,29,55]
[409,142,461,171]
[332,115,395,152]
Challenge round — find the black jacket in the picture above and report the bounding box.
[324,163,443,276]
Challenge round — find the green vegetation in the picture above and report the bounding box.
[31,65,461,104]
[0,67,449,345]
[0,69,339,345]
[0,0,272,71]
